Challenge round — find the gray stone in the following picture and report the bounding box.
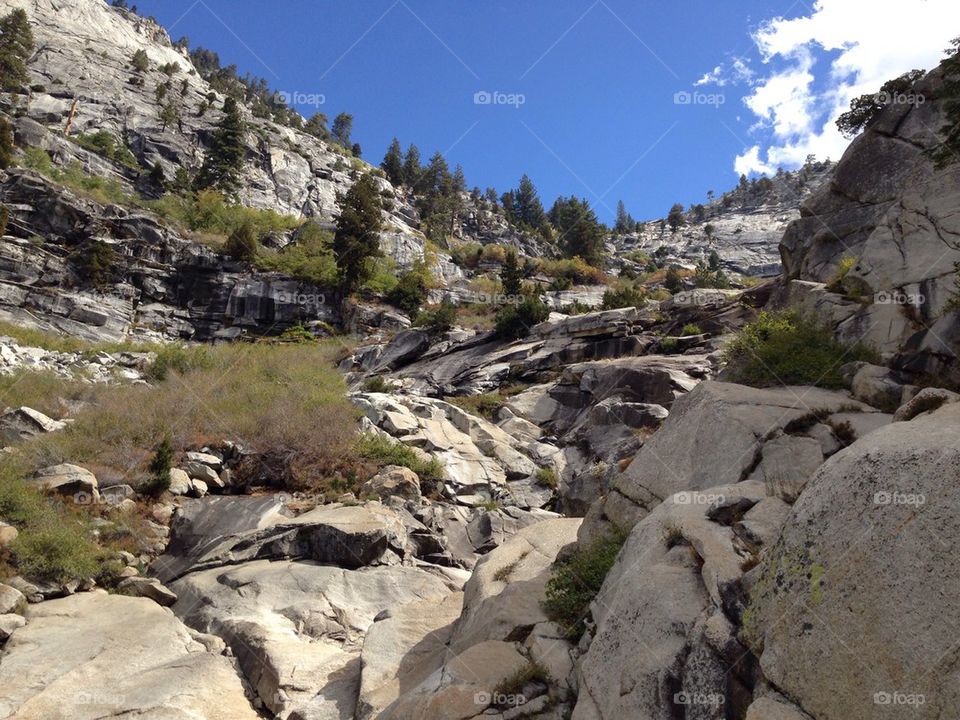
[0,613,26,640]
[0,592,258,718]
[116,576,178,607]
[745,402,960,720]
[0,583,26,615]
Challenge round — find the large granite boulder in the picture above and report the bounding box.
[172,559,464,720]
[0,592,258,719]
[743,401,960,720]
[581,381,874,541]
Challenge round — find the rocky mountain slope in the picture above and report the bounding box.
[613,160,835,277]
[0,3,959,720]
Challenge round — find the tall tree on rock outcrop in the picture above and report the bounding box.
[402,144,422,187]
[511,174,547,233]
[334,173,383,297]
[501,248,523,296]
[331,112,353,148]
[667,203,685,232]
[550,196,606,267]
[381,137,404,186]
[0,9,34,93]
[195,96,246,194]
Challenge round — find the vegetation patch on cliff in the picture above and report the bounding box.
[723,311,879,389]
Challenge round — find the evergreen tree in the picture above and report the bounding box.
[667,203,685,231]
[334,173,383,296]
[664,265,682,293]
[223,221,258,261]
[500,248,523,297]
[195,96,246,193]
[381,137,404,186]
[131,49,149,73]
[614,200,635,235]
[512,174,547,231]
[549,196,606,267]
[0,8,34,92]
[402,144,422,186]
[331,112,353,147]
[304,112,328,139]
[0,116,13,169]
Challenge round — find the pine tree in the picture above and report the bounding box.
[549,196,606,268]
[304,112,328,139]
[402,144,422,186]
[381,137,404,186]
[513,174,547,231]
[0,9,34,92]
[334,173,383,296]
[501,248,523,297]
[195,96,246,193]
[667,203,685,231]
[614,200,635,235]
[331,112,353,147]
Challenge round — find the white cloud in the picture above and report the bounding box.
[729,0,960,175]
[695,57,755,87]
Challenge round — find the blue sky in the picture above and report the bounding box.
[132,0,960,223]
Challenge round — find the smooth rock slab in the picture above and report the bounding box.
[0,592,258,719]
[172,559,462,720]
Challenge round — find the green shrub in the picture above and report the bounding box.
[355,434,444,480]
[146,344,211,382]
[0,459,99,584]
[73,131,138,169]
[415,300,457,335]
[143,437,173,497]
[387,266,430,317]
[680,323,702,336]
[131,49,149,72]
[10,522,99,584]
[71,238,116,288]
[255,222,336,286]
[542,526,629,639]
[494,295,549,340]
[446,392,505,421]
[601,281,646,310]
[279,324,316,344]
[538,256,607,286]
[536,467,558,488]
[825,256,856,294]
[494,661,549,697]
[723,311,880,389]
[361,375,389,393]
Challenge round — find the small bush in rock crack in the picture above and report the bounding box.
[542,526,630,639]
